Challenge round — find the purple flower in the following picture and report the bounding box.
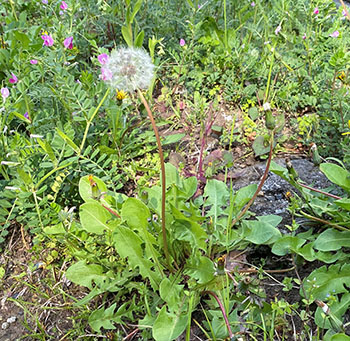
[98,53,109,65]
[42,0,48,4]
[302,34,306,40]
[198,4,201,9]
[24,112,29,119]
[1,87,10,100]
[100,67,113,81]
[30,59,38,65]
[275,25,281,35]
[60,1,68,10]
[313,7,319,15]
[41,34,54,46]
[9,73,18,84]
[63,36,73,49]
[179,39,186,46]
[251,1,256,7]
[330,30,339,38]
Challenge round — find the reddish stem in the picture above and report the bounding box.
[201,290,233,339]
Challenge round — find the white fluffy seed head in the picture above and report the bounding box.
[101,47,154,92]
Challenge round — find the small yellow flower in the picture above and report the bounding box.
[116,89,127,101]
[337,71,346,83]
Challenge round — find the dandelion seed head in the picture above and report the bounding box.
[100,47,154,92]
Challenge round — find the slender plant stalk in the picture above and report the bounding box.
[138,89,172,271]
[231,133,274,227]
[298,183,342,200]
[223,0,228,51]
[201,291,233,339]
[299,210,349,231]
[79,88,111,154]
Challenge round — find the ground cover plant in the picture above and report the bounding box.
[1,0,350,340]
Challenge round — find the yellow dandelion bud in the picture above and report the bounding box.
[116,90,127,101]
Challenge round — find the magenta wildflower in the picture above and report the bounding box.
[275,25,281,35]
[302,34,306,40]
[60,1,68,10]
[179,39,186,46]
[251,1,256,7]
[30,59,38,65]
[41,34,54,46]
[9,73,18,84]
[100,67,113,81]
[313,7,319,15]
[330,30,339,38]
[24,112,29,119]
[98,53,109,65]
[1,87,10,100]
[63,36,73,49]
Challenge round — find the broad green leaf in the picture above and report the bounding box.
[14,30,30,49]
[79,175,107,203]
[271,236,306,256]
[171,206,207,250]
[43,223,65,235]
[242,215,282,245]
[165,163,181,188]
[65,260,105,289]
[182,176,197,198]
[134,30,145,47]
[252,135,270,156]
[159,277,184,312]
[80,202,111,234]
[113,226,161,289]
[152,306,187,341]
[320,163,350,191]
[163,133,186,146]
[334,198,350,211]
[130,0,143,23]
[121,25,133,47]
[204,179,229,225]
[331,334,350,340]
[269,161,289,181]
[303,264,350,299]
[232,184,257,213]
[121,198,150,230]
[89,303,117,332]
[314,229,350,251]
[185,255,215,284]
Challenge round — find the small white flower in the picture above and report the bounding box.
[5,186,20,191]
[1,161,20,166]
[263,102,271,111]
[100,47,154,92]
[30,134,44,139]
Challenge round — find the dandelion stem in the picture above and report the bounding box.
[201,291,233,339]
[138,89,172,271]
